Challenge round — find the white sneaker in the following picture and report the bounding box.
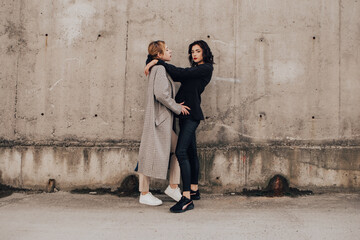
[139,192,162,206]
[164,185,182,202]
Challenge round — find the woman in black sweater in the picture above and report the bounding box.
[145,40,214,213]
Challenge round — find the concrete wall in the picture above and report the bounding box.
[1,0,359,191]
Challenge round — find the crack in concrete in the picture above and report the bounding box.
[49,78,63,91]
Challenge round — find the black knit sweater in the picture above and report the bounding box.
[157,60,214,121]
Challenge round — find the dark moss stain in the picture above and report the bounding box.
[222,148,246,182]
[260,150,274,175]
[83,148,90,172]
[307,148,360,171]
[4,21,23,39]
[297,119,305,132]
[64,148,82,174]
[215,126,228,144]
[33,147,42,173]
[53,147,82,174]
[289,148,304,180]
[0,148,6,158]
[244,148,257,180]
[7,45,15,54]
[198,149,216,185]
[20,148,26,186]
[4,21,27,55]
[96,148,105,174]
[53,147,62,166]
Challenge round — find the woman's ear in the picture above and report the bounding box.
[157,52,162,59]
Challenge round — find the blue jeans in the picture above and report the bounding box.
[175,118,200,192]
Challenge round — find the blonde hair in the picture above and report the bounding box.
[148,40,165,59]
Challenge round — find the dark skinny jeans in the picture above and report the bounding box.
[175,118,200,192]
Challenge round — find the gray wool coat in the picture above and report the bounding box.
[137,65,182,180]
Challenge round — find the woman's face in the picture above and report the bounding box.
[191,44,204,64]
[158,45,172,61]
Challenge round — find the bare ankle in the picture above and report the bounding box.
[190,184,198,191]
[169,184,178,189]
[183,191,190,199]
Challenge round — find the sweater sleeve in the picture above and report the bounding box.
[153,66,182,115]
[157,60,213,82]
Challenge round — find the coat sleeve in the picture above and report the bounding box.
[157,60,213,82]
[153,66,182,115]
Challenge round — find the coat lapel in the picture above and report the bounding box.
[167,73,176,98]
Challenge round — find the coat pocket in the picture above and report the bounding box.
[155,110,169,126]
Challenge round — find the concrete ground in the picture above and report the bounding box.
[0,191,359,240]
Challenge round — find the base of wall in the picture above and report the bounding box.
[1,142,359,192]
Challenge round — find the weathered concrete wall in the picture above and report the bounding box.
[1,144,359,191]
[1,0,359,191]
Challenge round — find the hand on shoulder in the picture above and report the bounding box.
[145,59,159,76]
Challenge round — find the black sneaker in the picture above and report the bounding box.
[190,189,200,200]
[170,196,194,213]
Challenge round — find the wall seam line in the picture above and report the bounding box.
[122,19,129,136]
[338,0,342,138]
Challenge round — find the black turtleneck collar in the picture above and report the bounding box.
[146,54,154,65]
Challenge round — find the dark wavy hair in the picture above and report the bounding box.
[188,40,214,67]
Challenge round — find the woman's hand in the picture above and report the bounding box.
[180,102,190,115]
[144,59,159,76]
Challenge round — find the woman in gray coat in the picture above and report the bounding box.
[137,41,190,206]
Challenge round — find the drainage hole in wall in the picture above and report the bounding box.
[46,179,56,193]
[239,175,313,197]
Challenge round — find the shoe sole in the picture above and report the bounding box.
[170,204,194,213]
[191,196,200,200]
[139,201,162,206]
[139,200,162,206]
